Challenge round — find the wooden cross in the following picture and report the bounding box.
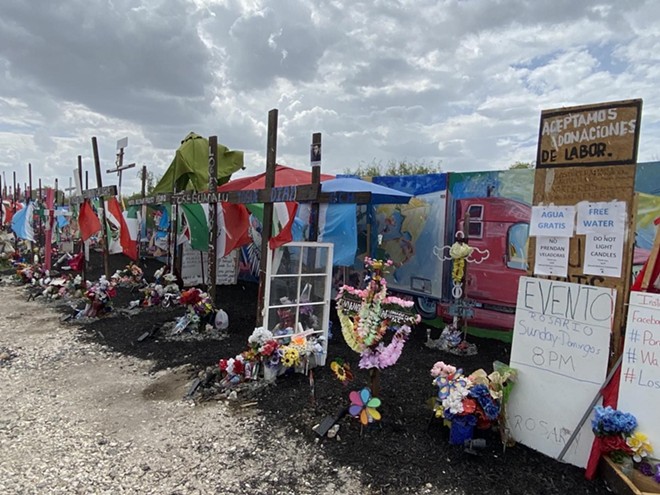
[106,137,135,197]
[69,139,118,279]
[128,110,373,323]
[64,177,77,198]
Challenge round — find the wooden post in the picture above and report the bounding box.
[207,136,219,302]
[77,156,86,285]
[28,163,32,202]
[256,109,279,326]
[44,184,55,271]
[309,133,322,242]
[12,172,17,252]
[91,136,111,279]
[139,165,147,259]
[38,178,44,248]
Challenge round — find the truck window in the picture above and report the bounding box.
[506,222,529,270]
[466,204,483,239]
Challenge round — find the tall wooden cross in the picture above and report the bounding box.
[128,110,372,324]
[64,177,77,198]
[69,138,118,279]
[106,137,136,198]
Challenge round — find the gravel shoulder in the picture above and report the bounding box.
[0,286,368,495]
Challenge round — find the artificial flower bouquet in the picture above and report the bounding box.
[247,327,326,381]
[336,257,420,370]
[80,275,117,318]
[16,262,48,285]
[176,288,215,332]
[430,360,517,445]
[111,263,144,286]
[591,406,658,483]
[218,354,255,387]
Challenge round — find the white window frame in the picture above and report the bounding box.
[263,241,334,365]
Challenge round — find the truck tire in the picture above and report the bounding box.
[414,296,437,320]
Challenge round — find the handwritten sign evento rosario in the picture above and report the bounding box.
[507,277,614,468]
[536,99,642,168]
[618,292,660,451]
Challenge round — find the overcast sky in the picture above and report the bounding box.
[1,0,660,195]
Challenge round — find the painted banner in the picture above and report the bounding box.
[507,277,615,468]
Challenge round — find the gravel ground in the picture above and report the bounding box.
[0,286,369,495]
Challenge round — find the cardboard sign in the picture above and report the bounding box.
[536,99,642,168]
[618,291,660,450]
[507,277,614,468]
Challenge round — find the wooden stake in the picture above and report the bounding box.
[309,132,322,242]
[91,136,110,279]
[207,136,219,303]
[256,109,278,326]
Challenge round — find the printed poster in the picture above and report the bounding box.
[534,236,569,277]
[529,205,575,237]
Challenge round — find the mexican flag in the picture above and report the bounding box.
[180,202,251,257]
[105,196,138,260]
[269,202,298,249]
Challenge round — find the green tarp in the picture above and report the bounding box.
[152,132,244,194]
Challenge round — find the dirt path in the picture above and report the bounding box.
[0,286,371,495]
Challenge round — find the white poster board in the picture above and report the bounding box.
[181,242,238,287]
[618,291,660,450]
[507,277,615,468]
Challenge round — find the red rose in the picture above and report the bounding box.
[461,398,477,414]
[233,360,245,375]
[600,435,633,454]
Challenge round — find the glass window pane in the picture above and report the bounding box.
[268,277,299,307]
[506,222,529,270]
[301,245,330,274]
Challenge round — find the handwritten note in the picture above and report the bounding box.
[507,277,614,468]
[181,242,238,287]
[618,291,660,450]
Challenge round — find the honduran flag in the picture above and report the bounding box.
[295,203,357,266]
[11,202,35,242]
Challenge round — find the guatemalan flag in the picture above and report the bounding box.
[11,202,35,242]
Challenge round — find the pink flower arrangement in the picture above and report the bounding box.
[336,257,420,370]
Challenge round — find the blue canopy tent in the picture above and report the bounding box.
[321,176,413,205]
[305,176,413,266]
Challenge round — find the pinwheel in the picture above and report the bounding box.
[348,388,381,425]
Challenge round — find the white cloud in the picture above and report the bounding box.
[1,0,660,193]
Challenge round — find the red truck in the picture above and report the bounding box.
[438,196,531,330]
